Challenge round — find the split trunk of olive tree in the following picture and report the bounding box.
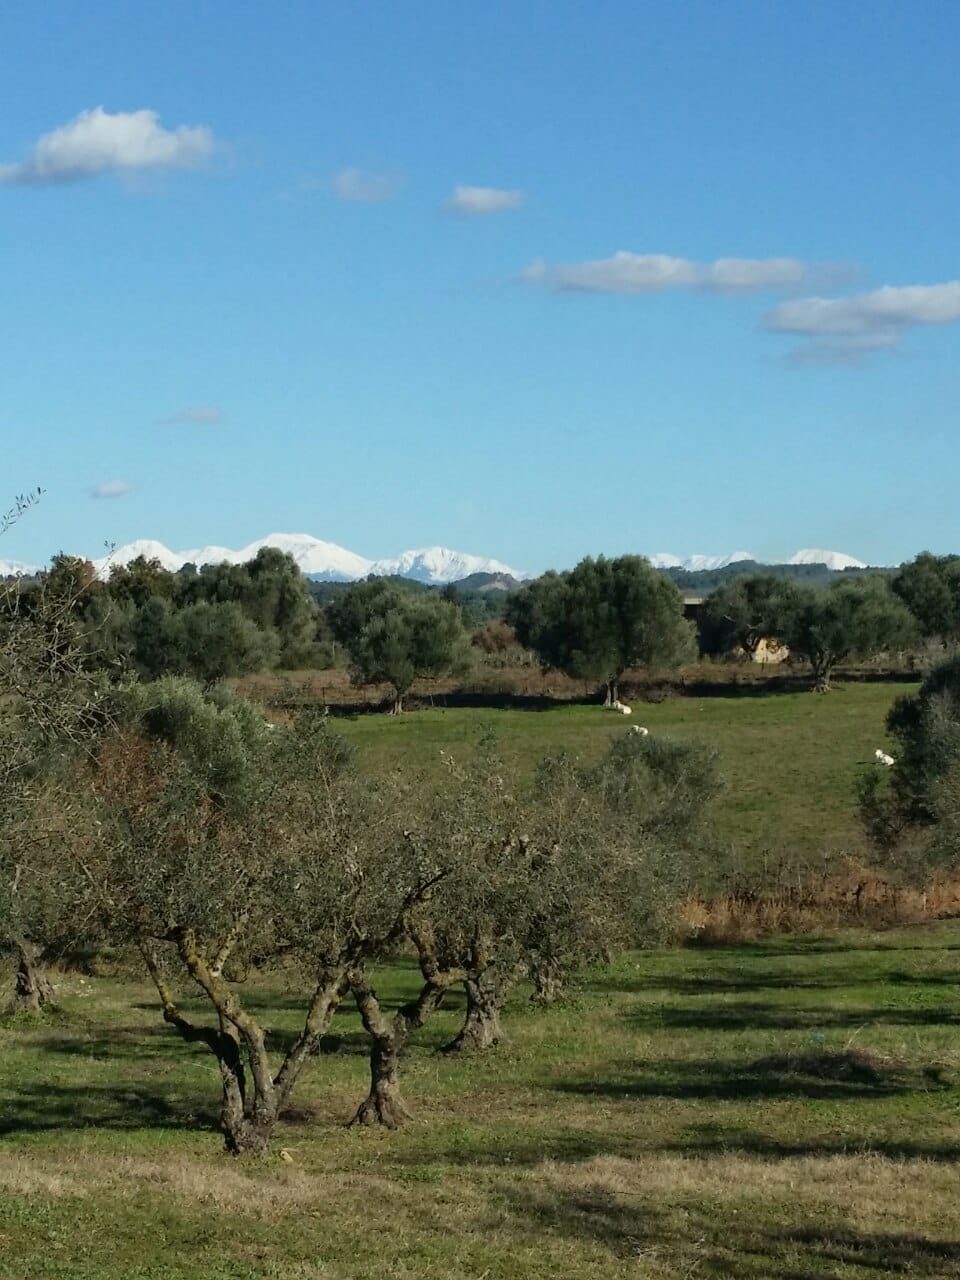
[349,963,461,1128]
[10,940,55,1014]
[443,966,520,1054]
[141,936,348,1156]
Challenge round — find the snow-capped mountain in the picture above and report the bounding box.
[648,551,756,572]
[786,548,867,571]
[89,534,523,584]
[368,546,520,584]
[649,548,867,572]
[0,558,40,577]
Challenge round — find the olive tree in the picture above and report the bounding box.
[860,655,960,854]
[507,556,695,704]
[328,580,472,713]
[786,578,916,692]
[75,681,454,1154]
[698,575,803,659]
[343,728,721,1128]
[0,539,111,1013]
[891,552,960,643]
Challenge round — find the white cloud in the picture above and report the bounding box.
[0,107,215,186]
[156,405,223,426]
[523,251,807,294]
[445,185,525,215]
[91,480,135,500]
[768,281,960,360]
[332,167,402,203]
[768,282,960,335]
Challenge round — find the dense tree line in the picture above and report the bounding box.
[5,543,958,708]
[3,548,322,686]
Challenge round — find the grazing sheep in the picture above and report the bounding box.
[629,725,650,737]
[874,749,895,767]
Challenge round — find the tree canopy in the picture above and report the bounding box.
[891,552,960,642]
[506,555,695,702]
[328,580,471,712]
[699,575,803,659]
[784,578,915,692]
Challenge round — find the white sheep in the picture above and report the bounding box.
[874,749,895,767]
[629,725,649,737]
[617,703,632,716]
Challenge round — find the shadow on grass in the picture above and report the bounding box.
[504,1184,960,1277]
[0,1082,217,1136]
[556,1049,949,1104]
[394,1127,640,1169]
[626,1001,954,1032]
[586,973,863,997]
[668,1122,960,1163]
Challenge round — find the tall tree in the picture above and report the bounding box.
[507,556,695,703]
[785,578,916,692]
[329,582,471,713]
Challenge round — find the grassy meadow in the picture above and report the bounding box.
[3,926,960,1279]
[8,676,959,1280]
[329,681,916,861]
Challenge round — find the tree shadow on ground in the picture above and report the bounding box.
[393,1127,640,1169]
[0,1081,216,1136]
[666,1122,960,1163]
[625,1000,955,1033]
[556,1048,949,1104]
[502,1183,960,1278]
[586,972,866,997]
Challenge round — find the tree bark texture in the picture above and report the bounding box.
[349,964,456,1127]
[10,941,54,1014]
[531,958,565,1006]
[141,937,347,1156]
[443,972,509,1054]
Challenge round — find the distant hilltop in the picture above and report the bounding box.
[2,536,873,584]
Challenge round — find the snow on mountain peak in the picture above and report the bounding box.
[786,548,867,570]
[648,551,756,572]
[87,534,522,584]
[0,557,40,577]
[369,546,523,584]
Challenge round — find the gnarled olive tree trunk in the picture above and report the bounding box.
[141,937,348,1156]
[531,957,565,1006]
[349,963,460,1128]
[443,966,520,1054]
[10,940,54,1014]
[810,652,837,693]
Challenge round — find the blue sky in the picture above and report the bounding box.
[2,1,958,573]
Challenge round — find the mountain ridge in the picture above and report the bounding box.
[2,536,873,582]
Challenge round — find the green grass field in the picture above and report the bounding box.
[332,682,916,861]
[3,925,960,1279]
